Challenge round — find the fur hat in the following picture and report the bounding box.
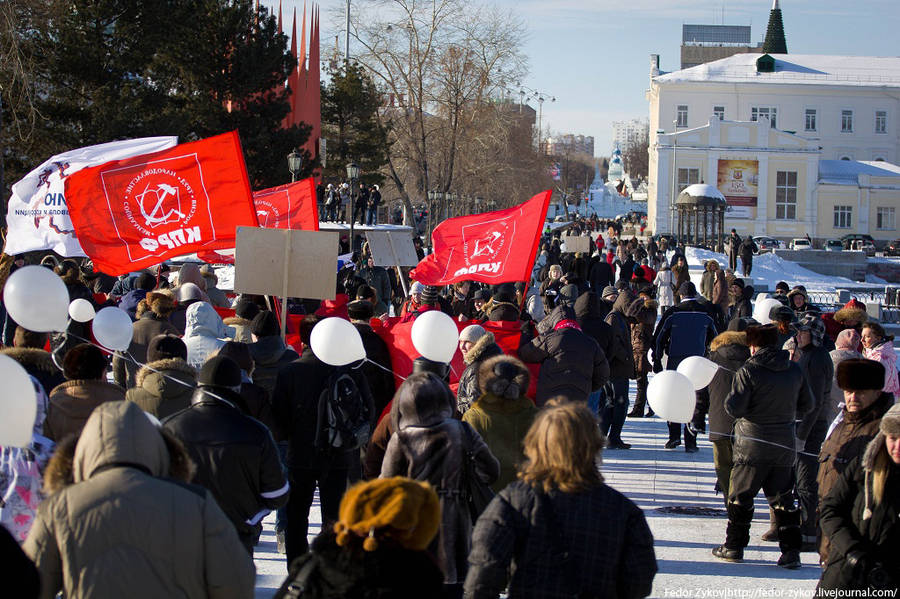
[63,343,109,380]
[770,305,795,323]
[197,355,242,389]
[836,359,886,392]
[492,283,516,304]
[796,312,825,346]
[727,316,758,332]
[347,300,374,321]
[787,286,808,303]
[880,403,900,435]
[459,324,487,344]
[234,300,261,321]
[678,281,697,298]
[145,291,177,316]
[333,477,440,552]
[834,298,868,325]
[477,354,530,399]
[745,324,779,348]
[147,334,187,362]
[216,341,254,374]
[251,311,280,338]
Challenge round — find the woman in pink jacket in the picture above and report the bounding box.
[862,322,899,396]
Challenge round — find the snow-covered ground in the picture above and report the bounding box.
[252,381,821,598]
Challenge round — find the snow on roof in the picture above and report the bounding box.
[680,183,725,199]
[655,54,900,88]
[818,160,900,185]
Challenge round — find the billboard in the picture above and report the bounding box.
[717,159,758,219]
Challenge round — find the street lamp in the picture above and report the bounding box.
[287,149,303,182]
[346,161,360,253]
[670,120,677,235]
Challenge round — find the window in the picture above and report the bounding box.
[877,207,896,230]
[751,106,777,128]
[676,105,688,128]
[805,109,817,131]
[775,171,797,220]
[875,111,887,134]
[677,167,700,193]
[713,106,725,121]
[833,205,852,229]
[841,110,853,132]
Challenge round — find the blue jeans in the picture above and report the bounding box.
[587,389,602,415]
[366,206,378,225]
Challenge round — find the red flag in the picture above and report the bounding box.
[253,177,319,230]
[410,190,552,286]
[65,132,257,275]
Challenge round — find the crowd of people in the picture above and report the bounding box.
[1,216,899,597]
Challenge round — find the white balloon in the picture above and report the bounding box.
[647,370,697,424]
[676,355,719,390]
[411,310,459,363]
[310,317,366,366]
[93,307,134,351]
[753,298,782,325]
[0,354,37,447]
[68,298,96,323]
[3,265,69,332]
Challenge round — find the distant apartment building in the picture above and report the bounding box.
[680,24,762,69]
[543,134,594,157]
[612,119,649,149]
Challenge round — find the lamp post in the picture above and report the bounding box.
[287,149,303,183]
[518,85,554,150]
[346,161,360,253]
[670,120,677,235]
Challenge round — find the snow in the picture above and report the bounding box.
[683,246,882,292]
[680,184,725,200]
[818,160,900,185]
[655,54,900,88]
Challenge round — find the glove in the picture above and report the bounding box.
[845,550,871,584]
[652,360,663,374]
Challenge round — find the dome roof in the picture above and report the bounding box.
[676,184,727,206]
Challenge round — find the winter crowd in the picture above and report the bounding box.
[0,218,899,598]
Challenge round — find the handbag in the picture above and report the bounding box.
[461,424,495,521]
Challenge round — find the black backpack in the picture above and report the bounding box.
[314,369,371,454]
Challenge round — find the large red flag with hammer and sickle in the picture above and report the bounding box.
[65,131,258,275]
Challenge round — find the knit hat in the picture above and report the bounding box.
[558,284,579,306]
[177,282,203,302]
[234,299,261,321]
[217,341,254,374]
[421,285,440,305]
[197,355,242,389]
[251,311,280,338]
[147,334,187,362]
[678,281,697,298]
[795,312,825,346]
[333,477,441,552]
[836,359,886,392]
[409,281,425,296]
[601,286,618,300]
[835,328,861,351]
[770,305,796,323]
[347,299,374,321]
[880,403,900,435]
[459,324,487,344]
[775,281,790,293]
[745,324,778,348]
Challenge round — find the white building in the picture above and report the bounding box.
[612,118,649,149]
[647,52,900,236]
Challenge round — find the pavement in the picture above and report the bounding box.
[252,385,822,598]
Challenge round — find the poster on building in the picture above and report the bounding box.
[717,159,758,219]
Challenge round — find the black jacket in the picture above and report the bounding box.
[575,292,629,380]
[724,347,814,466]
[271,348,375,470]
[248,335,299,400]
[728,287,754,325]
[792,342,834,441]
[652,299,718,370]
[465,480,657,599]
[604,293,636,379]
[588,260,614,292]
[706,332,750,442]
[162,387,289,543]
[353,322,396,417]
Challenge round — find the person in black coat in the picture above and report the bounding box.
[817,407,900,594]
[727,229,741,272]
[348,301,396,418]
[589,255,614,293]
[727,280,754,325]
[738,236,757,277]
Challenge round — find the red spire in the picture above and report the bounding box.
[283,7,299,128]
[277,0,282,35]
[307,5,321,164]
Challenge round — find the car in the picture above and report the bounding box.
[849,239,876,257]
[789,238,812,250]
[840,233,876,250]
[885,239,900,256]
[824,239,844,252]
[753,236,781,253]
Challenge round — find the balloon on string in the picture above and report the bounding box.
[676,355,719,390]
[93,307,134,351]
[411,310,459,363]
[753,298,783,325]
[0,354,37,447]
[68,298,96,323]
[310,317,366,366]
[647,370,696,424]
[3,265,69,332]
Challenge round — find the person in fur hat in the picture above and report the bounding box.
[817,359,894,565]
[456,324,504,415]
[125,334,196,419]
[1,327,65,396]
[223,299,260,344]
[822,298,867,345]
[787,285,819,316]
[462,355,538,492]
[817,403,900,593]
[112,290,179,389]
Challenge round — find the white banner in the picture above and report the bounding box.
[5,136,178,257]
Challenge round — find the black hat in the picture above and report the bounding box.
[421,285,440,305]
[493,283,516,304]
[558,284,579,306]
[745,324,779,348]
[217,341,254,374]
[727,317,758,332]
[775,281,790,293]
[678,281,697,298]
[472,289,490,301]
[147,334,187,362]
[731,278,745,289]
[198,355,242,389]
[63,343,109,380]
[836,359,886,392]
[770,305,796,323]
[348,299,374,321]
[251,311,280,337]
[234,299,261,321]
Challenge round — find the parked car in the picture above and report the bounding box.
[753,236,781,253]
[849,239,877,257]
[824,239,844,252]
[885,239,900,256]
[840,233,876,250]
[789,238,812,250]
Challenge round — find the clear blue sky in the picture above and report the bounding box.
[268,0,900,157]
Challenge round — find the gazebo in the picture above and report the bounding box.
[675,184,728,252]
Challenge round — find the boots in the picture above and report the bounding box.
[628,376,648,417]
[774,507,802,569]
[713,503,753,563]
[760,507,779,542]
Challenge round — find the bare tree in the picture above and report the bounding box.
[622,129,650,181]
